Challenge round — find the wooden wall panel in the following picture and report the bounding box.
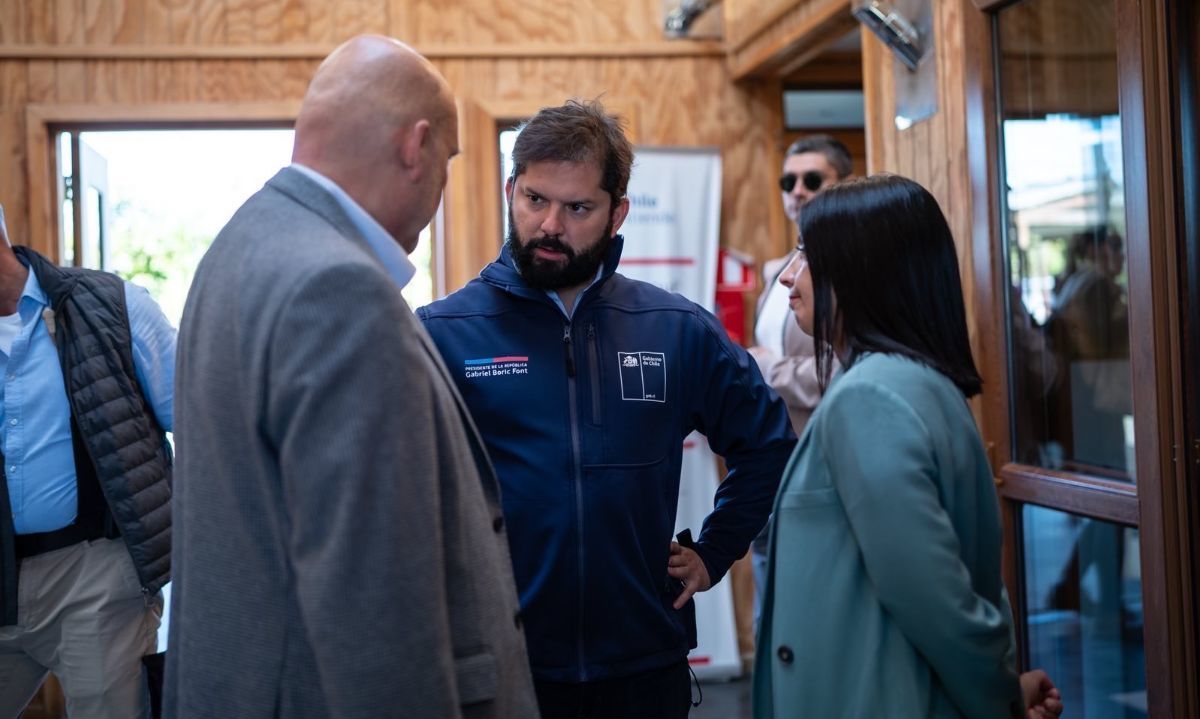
[142,0,172,45]
[26,61,57,102]
[0,62,30,246]
[55,61,87,102]
[110,0,144,45]
[83,0,115,45]
[0,0,788,290]
[195,0,226,44]
[0,2,21,45]
[333,0,388,39]
[861,0,983,406]
[56,0,85,45]
[406,0,663,45]
[225,0,257,44]
[727,0,806,49]
[728,0,856,80]
[27,0,57,44]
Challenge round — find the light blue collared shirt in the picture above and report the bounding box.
[546,264,605,320]
[1,262,176,534]
[290,163,416,290]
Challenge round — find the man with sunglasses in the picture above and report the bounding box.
[747,134,852,624]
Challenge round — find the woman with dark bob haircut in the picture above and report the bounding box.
[752,175,1063,718]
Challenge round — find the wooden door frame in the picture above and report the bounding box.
[962,0,1197,715]
[1172,0,1200,703]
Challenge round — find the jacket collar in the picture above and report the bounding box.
[480,235,626,308]
[12,246,68,309]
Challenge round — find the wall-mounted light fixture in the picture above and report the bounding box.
[664,0,719,38]
[852,0,937,129]
[851,0,923,71]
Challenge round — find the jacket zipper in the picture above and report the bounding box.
[562,324,576,377]
[564,322,588,680]
[587,324,601,425]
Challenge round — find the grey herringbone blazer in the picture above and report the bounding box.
[165,167,538,718]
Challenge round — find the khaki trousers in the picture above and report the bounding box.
[0,538,162,719]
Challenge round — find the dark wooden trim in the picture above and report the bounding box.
[965,1,1011,472]
[999,496,1027,665]
[1166,0,1200,710]
[971,0,1023,11]
[1177,0,1200,706]
[997,464,1140,525]
[68,133,82,268]
[962,0,1027,662]
[1117,0,1194,713]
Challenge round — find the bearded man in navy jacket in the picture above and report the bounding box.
[418,99,795,719]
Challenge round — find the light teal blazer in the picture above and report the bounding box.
[753,353,1024,718]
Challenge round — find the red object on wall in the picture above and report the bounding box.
[714,249,755,345]
[714,290,747,345]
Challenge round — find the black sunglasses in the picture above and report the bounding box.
[778,171,826,193]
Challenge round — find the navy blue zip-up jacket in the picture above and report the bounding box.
[417,237,796,682]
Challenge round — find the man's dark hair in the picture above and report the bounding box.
[801,174,982,397]
[785,134,853,180]
[510,99,634,208]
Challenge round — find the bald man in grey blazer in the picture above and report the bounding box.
[165,36,537,718]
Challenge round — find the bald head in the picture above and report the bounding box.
[293,36,458,250]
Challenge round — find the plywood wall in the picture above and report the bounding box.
[861,0,981,367]
[0,0,785,291]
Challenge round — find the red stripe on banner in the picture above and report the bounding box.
[688,656,712,665]
[620,257,696,265]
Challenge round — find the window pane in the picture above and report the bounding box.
[59,132,76,266]
[1023,505,1145,716]
[998,0,1134,480]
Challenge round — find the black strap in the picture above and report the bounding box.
[14,521,98,560]
[687,662,703,708]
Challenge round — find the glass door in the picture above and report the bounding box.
[987,0,1179,715]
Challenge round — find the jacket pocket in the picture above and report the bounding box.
[587,323,602,426]
[454,650,498,705]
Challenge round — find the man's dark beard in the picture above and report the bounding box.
[506,207,614,290]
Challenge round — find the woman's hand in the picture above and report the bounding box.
[1020,669,1063,718]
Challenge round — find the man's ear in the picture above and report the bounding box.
[609,196,631,236]
[400,119,431,174]
[504,176,515,204]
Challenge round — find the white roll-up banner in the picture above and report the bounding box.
[619,147,740,680]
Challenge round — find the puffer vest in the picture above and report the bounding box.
[0,247,171,625]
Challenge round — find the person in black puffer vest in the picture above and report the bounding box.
[0,203,175,719]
